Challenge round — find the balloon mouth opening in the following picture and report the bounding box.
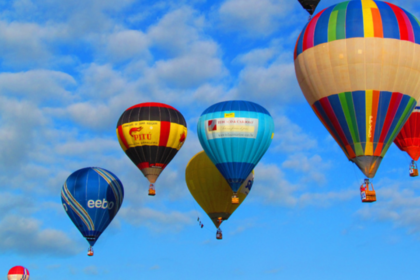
[350,156,383,178]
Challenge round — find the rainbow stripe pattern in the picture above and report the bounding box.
[294,0,420,59]
[314,90,416,160]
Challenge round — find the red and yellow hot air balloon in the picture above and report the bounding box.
[294,0,420,202]
[117,102,187,196]
[394,106,420,177]
[7,266,29,280]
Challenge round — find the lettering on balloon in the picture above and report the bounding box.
[87,199,115,210]
[206,118,258,139]
[368,116,373,138]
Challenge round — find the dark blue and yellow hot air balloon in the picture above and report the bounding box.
[294,0,420,202]
[61,167,124,256]
[197,100,274,203]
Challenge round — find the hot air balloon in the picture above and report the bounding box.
[7,266,29,280]
[117,102,187,196]
[197,100,273,204]
[294,0,420,202]
[298,0,321,18]
[61,167,124,256]
[186,151,254,239]
[394,106,420,177]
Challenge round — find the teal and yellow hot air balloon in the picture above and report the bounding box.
[294,0,420,202]
[197,100,274,203]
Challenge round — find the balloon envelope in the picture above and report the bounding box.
[61,167,124,246]
[294,0,420,178]
[394,106,420,161]
[197,100,273,193]
[186,151,254,228]
[116,102,187,185]
[7,266,29,280]
[298,0,321,15]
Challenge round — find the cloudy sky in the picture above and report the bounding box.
[1,0,420,279]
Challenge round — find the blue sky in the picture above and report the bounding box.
[2,0,420,279]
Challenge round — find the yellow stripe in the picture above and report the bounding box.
[116,129,128,152]
[167,123,188,150]
[362,0,375,38]
[365,90,373,156]
[120,121,161,148]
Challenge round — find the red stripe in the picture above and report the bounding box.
[319,98,350,147]
[387,3,409,41]
[159,121,170,146]
[303,9,325,52]
[294,36,299,60]
[137,162,167,170]
[117,126,130,150]
[378,92,403,143]
[8,266,27,274]
[126,102,179,111]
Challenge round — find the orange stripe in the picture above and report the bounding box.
[371,8,383,38]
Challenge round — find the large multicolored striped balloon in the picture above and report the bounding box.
[394,107,420,161]
[294,0,420,178]
[7,266,29,280]
[61,167,124,253]
[197,101,274,198]
[116,103,187,193]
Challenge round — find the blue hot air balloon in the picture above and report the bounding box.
[61,167,124,256]
[197,100,274,203]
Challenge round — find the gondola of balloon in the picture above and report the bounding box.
[294,0,420,203]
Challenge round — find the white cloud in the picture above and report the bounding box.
[282,154,330,185]
[271,115,317,153]
[120,206,198,232]
[217,0,294,36]
[0,215,82,256]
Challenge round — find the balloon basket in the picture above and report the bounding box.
[148,184,156,196]
[87,247,94,257]
[360,180,376,203]
[410,169,419,177]
[216,231,223,240]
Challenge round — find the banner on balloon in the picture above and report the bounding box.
[205,118,258,139]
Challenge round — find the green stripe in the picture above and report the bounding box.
[381,98,417,157]
[328,10,338,41]
[339,92,363,155]
[335,1,349,40]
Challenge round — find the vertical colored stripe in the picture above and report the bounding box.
[388,2,409,41]
[328,95,354,147]
[117,126,129,150]
[346,0,364,38]
[406,12,420,44]
[319,98,350,147]
[376,1,400,39]
[362,0,376,37]
[159,121,171,146]
[335,1,349,40]
[378,92,403,143]
[339,92,359,145]
[371,6,384,38]
[303,10,324,51]
[314,6,334,46]
[328,10,339,41]
[353,91,367,153]
[370,90,380,151]
[400,8,415,42]
[382,97,416,156]
[365,90,374,155]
